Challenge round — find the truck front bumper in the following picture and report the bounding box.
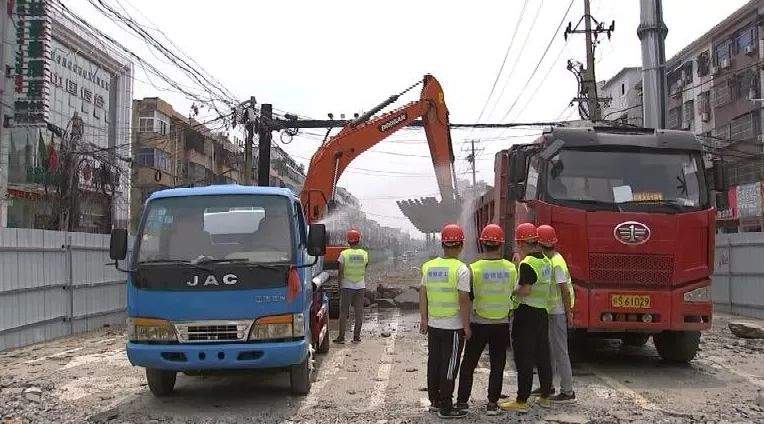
[574,279,712,332]
[126,339,309,371]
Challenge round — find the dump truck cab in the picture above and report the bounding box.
[109,185,329,396]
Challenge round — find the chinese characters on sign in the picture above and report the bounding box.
[14,0,51,126]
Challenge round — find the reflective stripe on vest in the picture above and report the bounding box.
[341,248,368,283]
[422,257,464,318]
[471,259,517,320]
[548,252,575,309]
[520,254,553,311]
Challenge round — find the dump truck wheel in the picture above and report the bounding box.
[146,368,176,397]
[654,331,701,363]
[621,334,651,347]
[290,355,312,395]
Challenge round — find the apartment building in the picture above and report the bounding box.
[600,67,644,127]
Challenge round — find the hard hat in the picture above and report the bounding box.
[440,224,465,244]
[514,223,538,242]
[479,224,504,245]
[537,225,558,247]
[346,229,361,244]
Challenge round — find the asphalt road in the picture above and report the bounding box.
[1,310,763,424]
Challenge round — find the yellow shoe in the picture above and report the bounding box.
[498,400,531,413]
[537,396,552,409]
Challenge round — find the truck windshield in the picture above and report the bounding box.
[135,194,294,264]
[544,148,706,212]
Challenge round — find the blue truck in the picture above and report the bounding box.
[109,185,330,396]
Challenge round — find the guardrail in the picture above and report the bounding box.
[0,228,128,351]
[713,232,764,319]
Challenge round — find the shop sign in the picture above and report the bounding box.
[736,182,763,219]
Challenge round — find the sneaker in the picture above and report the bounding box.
[550,391,576,404]
[351,338,361,344]
[333,337,345,344]
[486,402,503,416]
[536,396,552,409]
[498,400,531,413]
[438,409,468,419]
[530,387,555,397]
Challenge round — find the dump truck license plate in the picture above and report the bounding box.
[611,294,651,309]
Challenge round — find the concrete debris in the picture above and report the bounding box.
[729,322,764,339]
[87,407,120,423]
[404,367,417,372]
[376,299,397,309]
[380,331,392,338]
[393,289,420,310]
[543,413,591,424]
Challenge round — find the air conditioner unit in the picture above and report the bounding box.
[721,58,731,69]
[701,112,710,122]
[745,45,756,55]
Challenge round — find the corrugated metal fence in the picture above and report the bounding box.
[0,228,127,351]
[713,232,764,319]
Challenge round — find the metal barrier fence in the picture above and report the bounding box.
[713,232,764,319]
[0,228,127,351]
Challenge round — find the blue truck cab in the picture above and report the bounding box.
[108,185,329,396]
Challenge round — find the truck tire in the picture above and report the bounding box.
[146,368,176,397]
[328,299,340,319]
[654,331,701,363]
[317,323,330,354]
[621,334,651,347]
[290,355,312,395]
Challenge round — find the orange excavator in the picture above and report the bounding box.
[300,74,459,265]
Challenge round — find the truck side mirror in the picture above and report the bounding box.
[307,224,327,257]
[109,229,128,260]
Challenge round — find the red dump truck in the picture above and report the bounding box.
[473,126,716,362]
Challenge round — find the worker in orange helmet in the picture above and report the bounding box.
[334,229,368,344]
[499,223,554,413]
[456,224,516,416]
[420,223,471,419]
[534,224,576,403]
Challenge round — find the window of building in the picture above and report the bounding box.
[683,100,694,130]
[713,77,734,106]
[157,120,168,136]
[93,107,100,120]
[713,123,731,142]
[736,69,759,100]
[697,51,710,76]
[94,94,104,109]
[139,117,154,133]
[730,110,761,141]
[735,25,756,54]
[66,79,77,95]
[137,148,171,172]
[621,83,625,96]
[81,88,92,103]
[81,101,90,114]
[714,41,731,65]
[698,91,711,120]
[668,106,682,130]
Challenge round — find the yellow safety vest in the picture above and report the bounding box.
[340,248,368,282]
[471,259,517,320]
[520,254,553,311]
[422,257,464,318]
[548,252,575,309]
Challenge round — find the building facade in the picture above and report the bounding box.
[1,2,132,232]
[130,97,243,230]
[600,67,644,127]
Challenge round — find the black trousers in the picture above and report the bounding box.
[427,326,465,410]
[457,322,510,404]
[511,304,553,402]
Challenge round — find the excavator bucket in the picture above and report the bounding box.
[396,196,461,234]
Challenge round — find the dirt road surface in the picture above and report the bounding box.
[1,309,763,423]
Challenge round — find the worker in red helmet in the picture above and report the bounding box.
[420,223,471,419]
[534,225,576,403]
[455,224,516,416]
[499,223,554,413]
[334,229,368,344]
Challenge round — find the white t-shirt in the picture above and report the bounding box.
[338,253,365,290]
[549,263,569,315]
[421,263,470,330]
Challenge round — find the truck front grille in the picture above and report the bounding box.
[174,320,253,343]
[589,253,673,285]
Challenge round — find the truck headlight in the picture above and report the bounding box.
[127,317,177,342]
[249,313,305,341]
[683,286,711,302]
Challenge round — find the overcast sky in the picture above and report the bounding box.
[70,0,749,236]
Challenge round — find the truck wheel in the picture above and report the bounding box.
[146,368,176,397]
[317,323,330,354]
[290,355,313,395]
[328,299,340,319]
[621,334,651,347]
[654,331,701,363]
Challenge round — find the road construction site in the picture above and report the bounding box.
[1,263,762,424]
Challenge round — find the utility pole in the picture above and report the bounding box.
[257,104,273,187]
[564,0,614,122]
[638,0,668,129]
[469,139,477,186]
[241,96,256,184]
